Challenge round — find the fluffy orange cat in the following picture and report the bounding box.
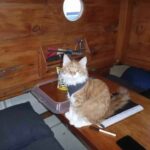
[61,54,129,128]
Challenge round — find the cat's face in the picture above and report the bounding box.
[61,54,88,85]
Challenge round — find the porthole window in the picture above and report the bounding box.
[63,0,84,22]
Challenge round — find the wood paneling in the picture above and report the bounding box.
[0,3,46,41]
[0,0,120,99]
[122,0,150,70]
[0,37,40,98]
[115,0,134,62]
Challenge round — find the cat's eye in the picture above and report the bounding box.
[63,0,84,22]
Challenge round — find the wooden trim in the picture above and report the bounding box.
[38,47,47,77]
[40,111,53,119]
[115,0,134,63]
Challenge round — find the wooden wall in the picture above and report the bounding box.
[0,0,120,99]
[119,0,150,70]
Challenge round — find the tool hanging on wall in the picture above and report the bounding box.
[46,48,83,62]
[46,39,85,62]
[48,48,83,55]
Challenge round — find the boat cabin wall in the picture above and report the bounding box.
[0,0,149,99]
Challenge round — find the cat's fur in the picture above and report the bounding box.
[61,54,129,128]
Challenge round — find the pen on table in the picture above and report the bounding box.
[90,125,116,137]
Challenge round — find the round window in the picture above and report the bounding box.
[63,0,84,22]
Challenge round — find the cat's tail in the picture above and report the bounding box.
[106,87,129,117]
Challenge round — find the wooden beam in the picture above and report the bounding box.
[115,0,134,63]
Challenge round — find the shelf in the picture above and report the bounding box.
[39,38,91,77]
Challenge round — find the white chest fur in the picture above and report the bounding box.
[65,94,91,128]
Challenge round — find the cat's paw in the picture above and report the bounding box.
[73,123,87,128]
[73,123,83,128]
[65,112,71,120]
[67,117,78,126]
[69,120,74,125]
[73,120,92,128]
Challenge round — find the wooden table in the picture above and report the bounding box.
[39,76,150,150]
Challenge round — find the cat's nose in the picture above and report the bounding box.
[70,71,76,76]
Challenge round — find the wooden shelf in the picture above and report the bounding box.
[39,38,91,77]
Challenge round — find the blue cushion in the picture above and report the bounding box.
[121,67,150,91]
[21,137,63,150]
[107,75,143,92]
[0,102,54,150]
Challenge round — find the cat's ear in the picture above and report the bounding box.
[63,54,71,66]
[79,56,87,68]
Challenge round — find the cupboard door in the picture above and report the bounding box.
[0,40,40,96]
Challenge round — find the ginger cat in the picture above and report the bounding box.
[61,54,129,128]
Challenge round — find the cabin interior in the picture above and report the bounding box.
[0,0,150,99]
[0,0,150,150]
